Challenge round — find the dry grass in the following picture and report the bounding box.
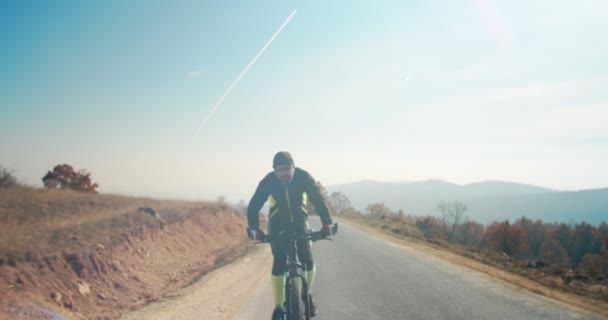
[0,187,219,262]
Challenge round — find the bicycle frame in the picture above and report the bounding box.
[254,223,338,320]
[284,231,311,320]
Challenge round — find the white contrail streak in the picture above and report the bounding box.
[193,9,297,139]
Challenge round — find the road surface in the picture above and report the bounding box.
[235,218,602,320]
[123,217,603,319]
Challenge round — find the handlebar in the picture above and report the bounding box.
[249,223,338,243]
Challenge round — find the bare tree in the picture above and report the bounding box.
[438,201,468,241]
[0,166,19,188]
[216,195,226,204]
[306,180,336,216]
[329,192,352,215]
[366,202,391,219]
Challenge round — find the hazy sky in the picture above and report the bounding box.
[1,0,607,202]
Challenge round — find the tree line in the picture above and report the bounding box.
[1,163,98,193]
[329,192,608,277]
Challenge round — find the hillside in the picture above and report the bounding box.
[0,187,251,319]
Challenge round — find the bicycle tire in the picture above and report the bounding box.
[286,277,304,320]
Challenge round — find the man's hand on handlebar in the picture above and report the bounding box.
[322,224,333,238]
[247,227,264,241]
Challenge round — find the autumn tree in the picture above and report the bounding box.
[569,222,595,267]
[42,164,98,193]
[515,217,549,258]
[454,221,485,248]
[578,254,607,278]
[551,223,573,252]
[592,222,608,255]
[539,238,570,266]
[483,220,529,256]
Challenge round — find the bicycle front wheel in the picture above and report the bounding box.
[285,277,304,320]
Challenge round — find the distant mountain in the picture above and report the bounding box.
[327,180,607,225]
[466,188,608,225]
[462,180,554,198]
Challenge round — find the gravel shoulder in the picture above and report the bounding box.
[121,245,272,320]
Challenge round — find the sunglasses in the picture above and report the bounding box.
[274,165,293,172]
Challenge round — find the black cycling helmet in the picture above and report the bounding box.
[273,151,294,168]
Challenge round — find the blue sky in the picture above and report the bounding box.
[1,0,607,201]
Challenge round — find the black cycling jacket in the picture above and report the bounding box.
[247,167,333,229]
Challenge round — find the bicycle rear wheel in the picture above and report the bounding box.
[285,277,304,320]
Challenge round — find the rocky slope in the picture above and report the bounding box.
[0,189,251,319]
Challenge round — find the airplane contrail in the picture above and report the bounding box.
[193,9,297,139]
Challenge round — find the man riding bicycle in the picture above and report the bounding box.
[247,151,334,320]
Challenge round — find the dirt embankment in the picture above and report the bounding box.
[0,189,252,320]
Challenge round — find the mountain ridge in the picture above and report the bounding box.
[327,179,607,225]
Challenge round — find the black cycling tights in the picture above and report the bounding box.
[268,220,314,276]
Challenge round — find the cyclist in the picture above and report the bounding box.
[247,151,334,320]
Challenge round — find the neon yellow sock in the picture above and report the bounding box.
[306,265,316,293]
[271,274,285,307]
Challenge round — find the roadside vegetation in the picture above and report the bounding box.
[0,164,230,263]
[329,191,608,303]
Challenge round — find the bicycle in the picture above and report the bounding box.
[255,223,338,320]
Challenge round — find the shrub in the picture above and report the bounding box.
[0,166,19,188]
[42,164,99,193]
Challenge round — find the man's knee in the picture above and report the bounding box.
[272,260,286,275]
[271,248,287,275]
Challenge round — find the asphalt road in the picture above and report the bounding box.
[235,217,603,320]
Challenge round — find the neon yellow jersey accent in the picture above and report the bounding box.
[268,195,279,219]
[268,191,311,221]
[301,192,308,213]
